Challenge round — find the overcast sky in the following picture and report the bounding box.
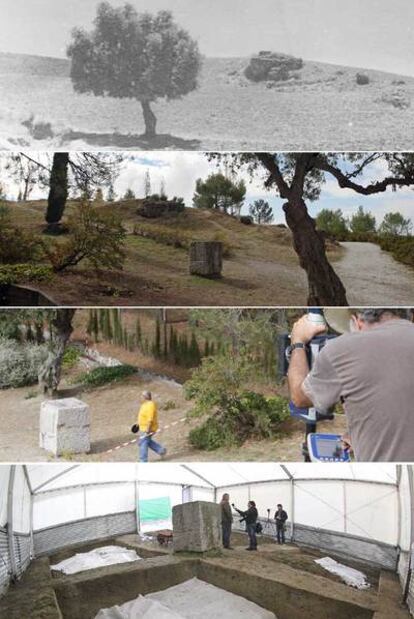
[2,152,413,225]
[1,0,414,76]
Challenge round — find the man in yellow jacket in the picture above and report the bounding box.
[137,391,167,462]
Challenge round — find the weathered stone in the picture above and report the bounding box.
[245,51,303,82]
[356,72,370,85]
[172,501,222,553]
[189,241,222,278]
[39,398,90,456]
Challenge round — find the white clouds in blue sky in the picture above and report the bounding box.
[3,152,413,225]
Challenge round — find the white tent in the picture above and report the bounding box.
[0,463,413,613]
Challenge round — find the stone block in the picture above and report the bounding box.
[172,501,222,553]
[39,398,90,456]
[189,241,222,278]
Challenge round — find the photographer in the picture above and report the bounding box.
[274,504,288,545]
[288,308,414,462]
[233,500,258,551]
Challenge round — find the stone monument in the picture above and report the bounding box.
[172,501,222,553]
[39,398,90,456]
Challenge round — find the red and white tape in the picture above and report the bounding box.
[104,417,187,454]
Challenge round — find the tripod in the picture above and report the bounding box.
[262,509,277,538]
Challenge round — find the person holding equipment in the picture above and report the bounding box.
[274,504,288,544]
[233,500,259,551]
[287,308,414,462]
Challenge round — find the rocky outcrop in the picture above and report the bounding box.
[137,199,185,218]
[244,51,303,82]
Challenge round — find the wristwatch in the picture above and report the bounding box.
[285,342,308,361]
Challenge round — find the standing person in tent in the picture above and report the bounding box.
[136,391,167,463]
[274,504,288,544]
[220,493,233,549]
[233,500,259,551]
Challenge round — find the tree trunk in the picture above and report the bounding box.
[283,198,348,305]
[45,152,69,233]
[38,309,75,396]
[141,100,157,138]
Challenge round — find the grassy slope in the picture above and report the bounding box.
[1,52,414,149]
[8,199,316,306]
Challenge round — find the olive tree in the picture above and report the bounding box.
[67,3,202,138]
[211,153,414,305]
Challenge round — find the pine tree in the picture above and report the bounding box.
[189,332,201,366]
[204,339,210,358]
[153,318,162,358]
[92,310,99,342]
[144,169,151,198]
[136,318,142,349]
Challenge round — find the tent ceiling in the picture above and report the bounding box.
[25,463,398,495]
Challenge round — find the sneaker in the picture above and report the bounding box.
[160,449,167,459]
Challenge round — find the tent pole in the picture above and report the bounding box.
[402,465,414,604]
[7,465,18,581]
[291,478,295,542]
[23,465,35,559]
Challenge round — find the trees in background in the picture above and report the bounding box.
[379,211,412,236]
[349,205,376,236]
[124,188,136,200]
[316,208,348,239]
[67,3,201,138]
[144,169,151,197]
[193,172,246,216]
[6,152,123,232]
[249,199,274,224]
[209,153,414,305]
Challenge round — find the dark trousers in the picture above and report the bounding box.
[276,523,285,544]
[246,523,257,549]
[222,522,232,548]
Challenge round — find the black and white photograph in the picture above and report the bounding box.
[1,0,414,150]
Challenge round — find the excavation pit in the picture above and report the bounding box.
[0,534,409,619]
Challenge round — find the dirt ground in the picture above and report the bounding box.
[0,371,347,463]
[2,54,414,151]
[6,199,414,307]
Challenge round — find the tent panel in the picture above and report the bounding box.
[399,466,412,552]
[191,487,215,503]
[0,466,10,528]
[11,466,30,534]
[287,463,396,484]
[294,481,345,532]
[33,489,85,530]
[85,483,136,518]
[247,482,291,519]
[345,482,398,546]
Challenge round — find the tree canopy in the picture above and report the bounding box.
[67,3,201,137]
[193,172,246,216]
[249,199,274,224]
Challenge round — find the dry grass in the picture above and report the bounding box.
[1,53,414,150]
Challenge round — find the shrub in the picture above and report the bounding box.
[378,236,414,267]
[77,364,137,387]
[0,205,44,264]
[0,337,49,388]
[0,264,52,286]
[44,203,126,272]
[188,391,290,450]
[62,345,81,369]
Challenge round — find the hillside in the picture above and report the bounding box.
[1,52,414,150]
[7,199,313,306]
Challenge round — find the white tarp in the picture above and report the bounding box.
[95,578,277,619]
[51,546,141,575]
[314,557,370,589]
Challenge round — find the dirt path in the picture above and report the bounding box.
[0,378,346,463]
[336,242,414,306]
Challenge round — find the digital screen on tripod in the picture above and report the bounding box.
[316,439,344,458]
